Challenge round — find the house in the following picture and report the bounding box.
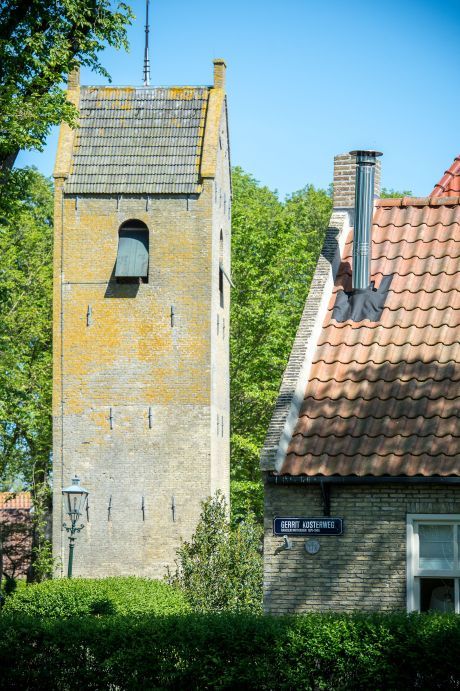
[52,60,231,577]
[261,151,460,613]
[0,492,32,579]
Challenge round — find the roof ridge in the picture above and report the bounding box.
[431,154,460,197]
[376,196,460,207]
[259,211,351,472]
[80,84,210,90]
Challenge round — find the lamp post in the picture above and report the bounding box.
[62,476,89,578]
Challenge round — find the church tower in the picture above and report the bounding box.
[52,60,231,577]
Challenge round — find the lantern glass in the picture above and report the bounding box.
[62,476,89,523]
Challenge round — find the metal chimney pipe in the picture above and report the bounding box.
[349,150,382,290]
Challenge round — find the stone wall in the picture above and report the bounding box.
[210,100,231,497]
[53,170,231,578]
[264,482,460,613]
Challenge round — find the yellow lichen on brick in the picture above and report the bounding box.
[168,87,195,100]
[52,65,231,579]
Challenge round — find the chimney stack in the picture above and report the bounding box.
[333,152,381,209]
[67,65,80,91]
[349,150,382,291]
[213,58,226,89]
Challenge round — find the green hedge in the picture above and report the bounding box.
[0,612,459,689]
[2,577,189,617]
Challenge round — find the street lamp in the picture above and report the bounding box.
[62,476,89,578]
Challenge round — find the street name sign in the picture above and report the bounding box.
[273,517,343,536]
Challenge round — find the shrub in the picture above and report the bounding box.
[2,576,189,618]
[2,574,17,597]
[169,492,262,613]
[0,612,460,689]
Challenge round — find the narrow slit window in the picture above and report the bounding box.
[115,220,149,282]
[219,230,224,308]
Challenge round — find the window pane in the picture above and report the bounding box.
[420,578,454,613]
[419,524,453,570]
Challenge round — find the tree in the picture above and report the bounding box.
[230,169,332,505]
[380,188,412,198]
[0,0,133,172]
[169,492,262,613]
[0,167,53,579]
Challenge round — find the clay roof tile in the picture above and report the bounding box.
[278,156,460,478]
[0,492,32,509]
[431,155,460,197]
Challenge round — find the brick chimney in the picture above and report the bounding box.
[333,152,381,209]
[213,59,226,89]
[67,65,80,91]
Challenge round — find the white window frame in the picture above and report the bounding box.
[407,513,460,613]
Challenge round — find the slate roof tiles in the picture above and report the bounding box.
[65,86,209,195]
[280,194,460,477]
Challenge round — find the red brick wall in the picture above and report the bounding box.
[0,507,33,578]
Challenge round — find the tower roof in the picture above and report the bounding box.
[64,86,210,195]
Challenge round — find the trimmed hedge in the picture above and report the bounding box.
[0,612,459,689]
[2,577,189,617]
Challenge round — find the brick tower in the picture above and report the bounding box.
[52,60,231,577]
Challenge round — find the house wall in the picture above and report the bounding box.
[0,509,32,579]
[264,481,460,613]
[53,173,230,577]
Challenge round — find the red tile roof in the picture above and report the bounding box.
[280,196,460,477]
[0,492,32,509]
[431,155,460,197]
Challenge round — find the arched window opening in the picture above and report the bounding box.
[219,230,224,308]
[115,220,149,283]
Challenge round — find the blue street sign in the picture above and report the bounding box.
[273,517,343,536]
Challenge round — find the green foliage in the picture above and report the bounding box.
[0,168,53,488]
[380,187,413,198]
[230,168,332,489]
[0,0,134,169]
[31,539,57,582]
[0,167,55,579]
[2,574,17,596]
[1,612,460,689]
[3,576,189,618]
[230,479,263,527]
[169,492,262,613]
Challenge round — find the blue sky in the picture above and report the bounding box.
[16,0,460,198]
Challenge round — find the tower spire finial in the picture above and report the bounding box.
[143,0,151,86]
